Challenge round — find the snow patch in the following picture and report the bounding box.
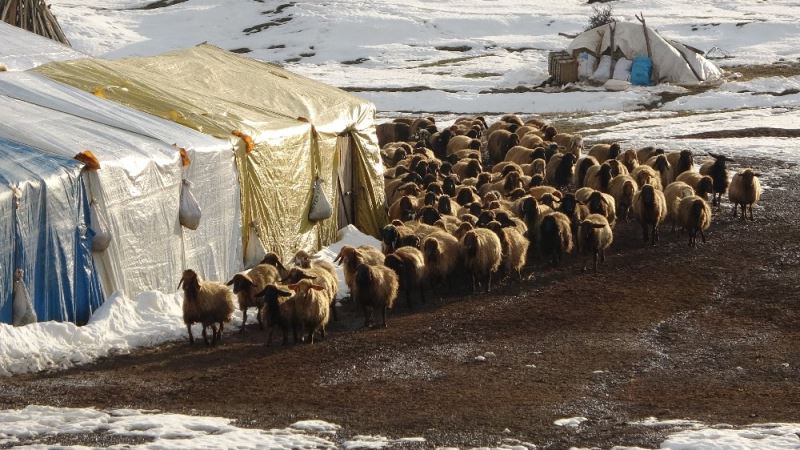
[554,417,588,428]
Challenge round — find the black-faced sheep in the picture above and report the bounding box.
[286,279,330,343]
[663,181,696,232]
[261,252,290,280]
[545,152,577,190]
[573,155,599,188]
[608,175,638,222]
[381,223,421,253]
[487,129,520,163]
[422,230,461,292]
[631,165,663,191]
[700,153,733,206]
[728,168,762,221]
[446,135,481,155]
[353,263,399,328]
[334,245,385,297]
[460,228,502,293]
[257,284,295,346]
[552,133,583,157]
[487,221,529,280]
[632,184,667,246]
[675,171,714,201]
[388,195,419,222]
[519,133,544,149]
[538,212,574,267]
[667,150,694,183]
[452,159,483,181]
[577,214,613,273]
[226,264,281,333]
[616,149,640,173]
[586,190,617,227]
[377,122,411,148]
[179,269,235,345]
[636,146,664,164]
[677,196,712,247]
[587,143,621,163]
[384,247,426,309]
[645,154,672,190]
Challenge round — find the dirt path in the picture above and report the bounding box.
[1,157,798,449]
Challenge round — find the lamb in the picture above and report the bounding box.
[632,184,667,246]
[577,214,613,273]
[334,245,385,296]
[487,129,521,163]
[286,279,330,343]
[545,152,577,190]
[728,168,762,221]
[446,135,481,155]
[699,153,734,206]
[226,264,281,333]
[353,263,399,328]
[675,171,714,201]
[667,150,694,183]
[460,228,503,293]
[631,165,663,191]
[663,181,695,232]
[538,212,574,267]
[645,154,672,190]
[384,247,426,309]
[608,174,639,221]
[179,269,235,345]
[677,196,712,247]
[422,231,461,291]
[587,142,621,163]
[616,149,640,173]
[388,195,419,221]
[257,284,296,346]
[573,155,599,188]
[487,221,529,280]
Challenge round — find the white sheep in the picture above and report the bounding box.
[179,269,235,345]
[728,168,762,221]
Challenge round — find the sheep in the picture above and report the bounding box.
[529,185,560,201]
[501,114,524,126]
[519,133,544,149]
[616,149,640,173]
[583,162,614,192]
[729,168,762,221]
[381,223,420,253]
[353,263,399,328]
[631,165,663,191]
[677,196,712,247]
[257,284,296,346]
[487,129,520,163]
[487,221,529,281]
[446,135,481,155]
[261,252,290,280]
[286,278,330,343]
[479,170,523,196]
[636,146,664,164]
[460,228,503,293]
[410,117,436,136]
[573,155,599,188]
[281,261,339,321]
[538,212,574,267]
[524,158,547,177]
[388,195,419,221]
[699,153,734,206]
[226,264,281,333]
[384,247,426,309]
[437,194,460,217]
[586,190,617,227]
[587,143,621,163]
[429,128,453,157]
[663,181,696,232]
[505,145,540,165]
[179,269,235,345]
[542,125,558,142]
[422,231,461,292]
[558,193,588,238]
[608,174,639,221]
[675,171,714,201]
[632,184,667,246]
[545,152,577,189]
[645,154,672,190]
[577,214,613,273]
[387,181,420,206]
[552,133,583,157]
[515,125,539,139]
[452,159,483,181]
[491,160,523,175]
[377,122,411,147]
[667,150,694,183]
[334,245,385,296]
[575,187,594,204]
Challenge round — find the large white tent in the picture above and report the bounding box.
[567,22,722,85]
[0,21,82,71]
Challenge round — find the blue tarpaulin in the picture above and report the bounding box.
[0,137,102,324]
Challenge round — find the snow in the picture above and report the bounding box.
[290,420,342,434]
[554,417,588,428]
[661,423,800,450]
[0,226,381,376]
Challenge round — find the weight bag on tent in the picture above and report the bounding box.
[630,56,653,86]
[179,179,201,230]
[90,199,111,252]
[12,269,37,326]
[308,177,332,221]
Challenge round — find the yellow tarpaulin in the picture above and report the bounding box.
[35,45,387,262]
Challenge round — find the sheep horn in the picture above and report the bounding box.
[177,278,184,289]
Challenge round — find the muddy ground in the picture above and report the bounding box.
[1,156,798,449]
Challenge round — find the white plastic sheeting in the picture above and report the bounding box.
[0,72,242,292]
[567,22,722,85]
[0,93,241,301]
[0,22,83,72]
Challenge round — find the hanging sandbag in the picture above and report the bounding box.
[12,269,37,326]
[179,179,201,230]
[90,199,112,252]
[308,177,332,221]
[244,220,265,267]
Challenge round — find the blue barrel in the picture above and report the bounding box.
[630,56,653,86]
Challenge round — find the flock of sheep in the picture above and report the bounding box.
[177,113,763,347]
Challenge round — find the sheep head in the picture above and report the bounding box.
[291,251,312,269]
[257,284,293,302]
[287,279,325,297]
[437,195,454,215]
[381,225,400,252]
[697,176,714,198]
[261,253,288,274]
[226,273,255,294]
[462,231,479,257]
[416,206,442,225]
[178,269,201,299]
[640,184,656,206]
[609,143,622,160]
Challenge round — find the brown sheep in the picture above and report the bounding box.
[226,264,280,333]
[675,171,714,201]
[608,175,638,221]
[636,146,664,164]
[388,195,419,222]
[729,168,762,221]
[286,279,330,343]
[384,247,426,309]
[446,135,481,155]
[616,149,640,173]
[545,152,577,189]
[587,143,622,163]
[667,150,694,183]
[422,230,461,292]
[573,155,599,188]
[333,245,385,296]
[538,212,573,266]
[645,154,672,190]
[663,181,695,232]
[487,129,520,163]
[377,122,411,147]
[677,196,712,247]
[632,184,667,246]
[460,228,502,293]
[180,269,235,345]
[487,221,529,280]
[631,165,663,191]
[577,214,613,273]
[353,263,399,328]
[257,284,296,346]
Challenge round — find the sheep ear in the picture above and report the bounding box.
[310,284,325,291]
[287,283,299,291]
[592,223,606,229]
[225,277,235,286]
[752,172,762,177]
[278,288,293,297]
[177,278,184,289]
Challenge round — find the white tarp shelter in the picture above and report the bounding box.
[567,22,722,85]
[0,90,242,301]
[0,22,83,71]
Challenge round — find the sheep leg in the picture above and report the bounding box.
[210,324,219,345]
[382,306,388,328]
[363,303,371,328]
[331,302,338,321]
[732,203,738,218]
[486,272,492,293]
[267,328,273,346]
[320,326,326,340]
[292,322,299,344]
[256,306,264,330]
[593,251,598,273]
[420,285,427,304]
[201,326,210,345]
[471,273,478,293]
[641,224,649,244]
[240,309,248,334]
[748,203,754,221]
[700,229,707,243]
[187,324,194,345]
